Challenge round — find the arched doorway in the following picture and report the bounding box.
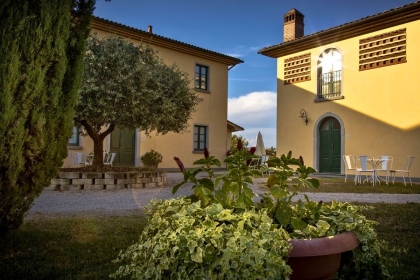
[319,117,341,173]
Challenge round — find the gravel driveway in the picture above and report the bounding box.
[26,173,420,219]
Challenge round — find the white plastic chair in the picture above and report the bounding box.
[69,151,80,167]
[375,156,393,185]
[84,154,93,165]
[104,152,116,166]
[343,155,356,183]
[69,151,88,167]
[355,155,375,185]
[389,156,415,186]
[250,157,260,169]
[260,155,270,176]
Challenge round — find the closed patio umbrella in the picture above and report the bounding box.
[255,131,266,156]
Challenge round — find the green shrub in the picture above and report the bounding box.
[0,0,94,233]
[111,198,292,279]
[112,144,394,279]
[140,149,162,168]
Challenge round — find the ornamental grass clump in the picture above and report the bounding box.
[111,142,393,279]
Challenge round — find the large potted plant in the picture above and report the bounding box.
[111,142,391,279]
[140,149,162,170]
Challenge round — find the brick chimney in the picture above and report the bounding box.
[148,25,153,34]
[283,8,304,42]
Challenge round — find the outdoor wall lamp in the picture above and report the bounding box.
[299,109,308,125]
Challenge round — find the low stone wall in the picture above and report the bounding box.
[48,171,167,191]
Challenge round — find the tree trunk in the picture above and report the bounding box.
[92,138,104,166]
[78,120,116,167]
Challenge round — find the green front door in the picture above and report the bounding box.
[319,117,341,173]
[110,128,135,166]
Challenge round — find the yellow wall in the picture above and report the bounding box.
[276,21,420,177]
[65,29,231,168]
[140,44,229,168]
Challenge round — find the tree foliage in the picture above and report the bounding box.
[265,146,276,156]
[75,34,201,165]
[228,134,249,155]
[0,0,94,234]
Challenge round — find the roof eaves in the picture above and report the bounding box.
[259,1,420,58]
[227,120,245,132]
[91,16,244,66]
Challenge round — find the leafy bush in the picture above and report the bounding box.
[112,145,393,279]
[111,198,292,279]
[140,149,163,168]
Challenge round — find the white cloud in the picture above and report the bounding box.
[228,91,277,148]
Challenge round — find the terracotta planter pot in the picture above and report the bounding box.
[287,231,359,280]
[145,164,159,170]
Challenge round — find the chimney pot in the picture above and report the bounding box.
[283,8,304,42]
[148,25,153,34]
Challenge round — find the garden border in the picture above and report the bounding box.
[48,171,166,191]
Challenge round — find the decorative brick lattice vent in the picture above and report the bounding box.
[49,171,167,190]
[284,53,311,85]
[359,28,406,71]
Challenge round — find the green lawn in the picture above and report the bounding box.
[306,178,420,193]
[361,203,420,280]
[0,216,147,280]
[271,177,420,194]
[1,203,419,279]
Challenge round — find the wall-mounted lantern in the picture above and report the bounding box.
[299,109,308,125]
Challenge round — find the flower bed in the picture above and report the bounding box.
[48,171,166,191]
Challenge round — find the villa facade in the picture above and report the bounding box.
[259,2,420,178]
[65,17,243,168]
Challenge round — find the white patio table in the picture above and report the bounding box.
[366,157,384,186]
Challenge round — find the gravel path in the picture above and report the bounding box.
[26,173,420,219]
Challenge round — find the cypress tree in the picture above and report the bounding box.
[0,0,94,233]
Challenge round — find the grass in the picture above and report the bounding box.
[0,216,147,280]
[296,177,420,194]
[1,203,419,279]
[361,203,420,280]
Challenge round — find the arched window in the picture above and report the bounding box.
[317,49,342,99]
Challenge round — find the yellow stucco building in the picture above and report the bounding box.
[65,17,243,169]
[259,2,419,179]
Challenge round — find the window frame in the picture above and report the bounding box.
[316,48,344,102]
[195,64,209,91]
[193,124,208,152]
[68,126,81,148]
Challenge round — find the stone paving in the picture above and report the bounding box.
[26,172,420,219]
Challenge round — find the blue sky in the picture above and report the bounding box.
[94,0,414,149]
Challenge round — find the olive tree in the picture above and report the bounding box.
[74,34,201,166]
[0,0,94,233]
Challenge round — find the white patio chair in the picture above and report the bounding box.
[69,151,80,167]
[355,155,375,185]
[84,154,93,166]
[104,152,116,166]
[260,155,270,176]
[389,156,415,186]
[375,156,393,185]
[343,155,356,183]
[250,157,260,169]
